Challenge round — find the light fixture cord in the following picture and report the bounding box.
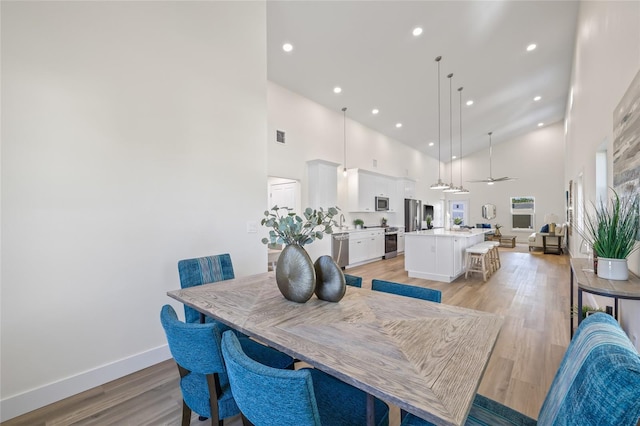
[448,73,453,185]
[342,107,347,173]
[458,87,463,186]
[436,56,442,181]
[488,132,493,177]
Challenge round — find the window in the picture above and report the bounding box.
[510,196,535,231]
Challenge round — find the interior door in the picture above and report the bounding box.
[270,182,297,210]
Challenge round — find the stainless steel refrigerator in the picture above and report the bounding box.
[404,199,422,232]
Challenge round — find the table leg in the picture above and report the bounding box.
[577,289,583,327]
[367,393,374,426]
[570,269,574,338]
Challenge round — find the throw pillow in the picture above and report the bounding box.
[540,224,549,233]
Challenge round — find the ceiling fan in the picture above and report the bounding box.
[468,132,517,184]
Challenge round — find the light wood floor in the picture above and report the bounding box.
[3,244,570,426]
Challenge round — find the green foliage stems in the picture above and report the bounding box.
[581,190,639,259]
[261,206,340,247]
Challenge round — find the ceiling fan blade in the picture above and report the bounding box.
[493,176,518,181]
[467,178,494,183]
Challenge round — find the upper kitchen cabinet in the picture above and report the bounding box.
[307,159,339,209]
[397,178,416,199]
[347,168,397,212]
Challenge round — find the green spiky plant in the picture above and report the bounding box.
[580,190,639,259]
[261,206,339,247]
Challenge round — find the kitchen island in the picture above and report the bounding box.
[405,229,489,282]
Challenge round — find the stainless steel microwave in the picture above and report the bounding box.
[375,196,389,211]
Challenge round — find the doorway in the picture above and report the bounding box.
[267,177,301,213]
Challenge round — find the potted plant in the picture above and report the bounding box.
[353,218,364,229]
[261,206,342,302]
[494,223,502,237]
[426,215,433,229]
[453,217,463,227]
[578,190,639,280]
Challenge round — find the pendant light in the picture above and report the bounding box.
[443,73,459,193]
[456,86,470,194]
[342,107,347,177]
[430,56,449,190]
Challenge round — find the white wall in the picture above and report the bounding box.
[445,122,566,241]
[267,82,443,231]
[1,1,267,420]
[564,1,640,349]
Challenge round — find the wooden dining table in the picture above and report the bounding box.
[167,272,503,426]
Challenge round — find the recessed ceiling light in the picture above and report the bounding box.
[412,27,423,36]
[538,122,544,127]
[395,123,402,128]
[466,100,474,106]
[428,142,435,147]
[282,43,293,52]
[372,108,379,115]
[333,86,342,94]
[452,155,457,159]
[527,43,537,52]
[534,95,542,101]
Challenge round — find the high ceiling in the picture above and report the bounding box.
[267,1,579,162]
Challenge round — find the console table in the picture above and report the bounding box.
[570,258,640,337]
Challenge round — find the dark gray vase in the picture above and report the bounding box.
[314,255,346,302]
[276,244,316,303]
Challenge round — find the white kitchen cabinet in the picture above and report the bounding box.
[397,178,416,199]
[348,229,384,265]
[397,230,405,253]
[307,159,339,209]
[347,169,397,212]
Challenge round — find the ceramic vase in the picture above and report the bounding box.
[275,244,316,303]
[597,258,629,281]
[314,255,346,302]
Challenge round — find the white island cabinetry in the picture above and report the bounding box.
[404,229,487,282]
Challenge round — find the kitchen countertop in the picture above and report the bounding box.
[406,228,489,238]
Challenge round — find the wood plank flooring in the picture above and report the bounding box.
[3,244,570,426]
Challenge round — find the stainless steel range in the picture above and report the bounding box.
[384,227,399,259]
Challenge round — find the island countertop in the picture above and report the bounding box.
[406,228,489,238]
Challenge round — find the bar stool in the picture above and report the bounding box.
[465,245,491,282]
[476,241,501,274]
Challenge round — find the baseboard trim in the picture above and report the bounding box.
[0,344,172,422]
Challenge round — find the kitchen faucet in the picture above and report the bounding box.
[339,213,346,229]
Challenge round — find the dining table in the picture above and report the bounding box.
[167,272,503,426]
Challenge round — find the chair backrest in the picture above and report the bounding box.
[344,274,363,288]
[371,279,441,303]
[160,305,229,385]
[221,331,322,426]
[177,254,235,323]
[538,313,640,426]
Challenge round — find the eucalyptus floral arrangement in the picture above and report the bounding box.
[579,190,639,259]
[261,206,339,247]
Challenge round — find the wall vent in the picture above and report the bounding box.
[276,130,286,144]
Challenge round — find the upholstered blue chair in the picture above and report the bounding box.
[401,313,640,426]
[221,331,390,426]
[160,305,294,426]
[344,274,363,288]
[371,279,441,303]
[178,254,235,324]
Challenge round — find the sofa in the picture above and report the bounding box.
[528,223,566,252]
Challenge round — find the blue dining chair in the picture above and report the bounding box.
[401,313,640,426]
[344,274,363,288]
[178,253,235,324]
[371,279,441,303]
[221,330,390,426]
[160,305,294,426]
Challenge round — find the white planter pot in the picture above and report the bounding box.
[597,257,629,281]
